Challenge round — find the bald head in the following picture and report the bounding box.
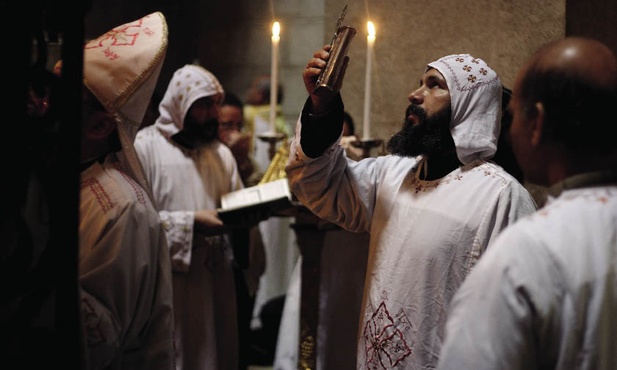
[510,37,617,186]
[530,37,617,89]
[514,37,617,153]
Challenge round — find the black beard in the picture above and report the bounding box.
[386,104,454,157]
[186,116,219,142]
[173,116,219,149]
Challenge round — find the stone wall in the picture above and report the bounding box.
[82,0,617,145]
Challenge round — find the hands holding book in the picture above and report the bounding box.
[194,209,225,236]
[194,207,271,237]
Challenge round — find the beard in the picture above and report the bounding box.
[172,115,219,149]
[386,104,455,157]
[184,115,219,143]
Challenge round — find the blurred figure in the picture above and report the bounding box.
[219,93,262,186]
[135,64,253,370]
[243,76,300,358]
[77,12,175,369]
[438,37,617,370]
[218,92,267,369]
[243,75,289,174]
[2,61,61,369]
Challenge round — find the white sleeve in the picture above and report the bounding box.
[159,210,195,273]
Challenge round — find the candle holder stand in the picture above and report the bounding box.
[258,131,286,160]
[351,138,383,159]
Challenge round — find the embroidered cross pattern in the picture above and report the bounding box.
[363,301,412,369]
[85,16,149,60]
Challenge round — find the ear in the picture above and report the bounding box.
[84,112,117,140]
[530,102,545,147]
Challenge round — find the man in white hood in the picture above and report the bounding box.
[285,47,538,369]
[135,64,245,370]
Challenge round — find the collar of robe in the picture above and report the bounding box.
[548,170,617,197]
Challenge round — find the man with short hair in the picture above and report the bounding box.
[437,37,617,370]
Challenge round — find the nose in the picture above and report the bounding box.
[408,87,424,105]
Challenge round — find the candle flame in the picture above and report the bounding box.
[272,22,281,38]
[367,21,376,38]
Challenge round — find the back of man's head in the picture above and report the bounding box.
[518,37,617,155]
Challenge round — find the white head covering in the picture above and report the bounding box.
[154,64,224,138]
[83,11,168,200]
[427,54,502,165]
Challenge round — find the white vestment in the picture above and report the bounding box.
[438,184,617,370]
[274,139,369,370]
[79,156,175,370]
[135,125,243,370]
[286,122,537,369]
[135,64,244,369]
[274,229,370,370]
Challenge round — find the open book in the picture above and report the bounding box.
[217,178,293,224]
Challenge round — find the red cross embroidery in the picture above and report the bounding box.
[85,17,145,51]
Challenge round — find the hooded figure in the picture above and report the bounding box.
[427,54,502,165]
[154,64,224,139]
[135,64,244,370]
[284,49,538,369]
[78,11,175,370]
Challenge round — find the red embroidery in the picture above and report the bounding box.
[82,177,115,213]
[113,163,147,205]
[86,18,144,50]
[363,301,412,369]
[103,47,119,61]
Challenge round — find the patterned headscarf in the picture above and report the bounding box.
[154,64,225,138]
[83,11,168,200]
[427,54,502,165]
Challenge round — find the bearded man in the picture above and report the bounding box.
[285,48,538,369]
[135,64,245,370]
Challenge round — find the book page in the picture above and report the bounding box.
[221,178,290,210]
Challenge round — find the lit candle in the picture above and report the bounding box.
[363,21,375,141]
[270,21,280,134]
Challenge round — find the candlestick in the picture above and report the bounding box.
[270,21,280,134]
[363,21,375,140]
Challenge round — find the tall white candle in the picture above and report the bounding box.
[363,21,375,140]
[270,21,280,134]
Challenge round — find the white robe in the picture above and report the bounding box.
[274,229,370,370]
[286,122,538,369]
[438,185,617,370]
[135,126,244,370]
[274,139,370,370]
[79,156,175,370]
